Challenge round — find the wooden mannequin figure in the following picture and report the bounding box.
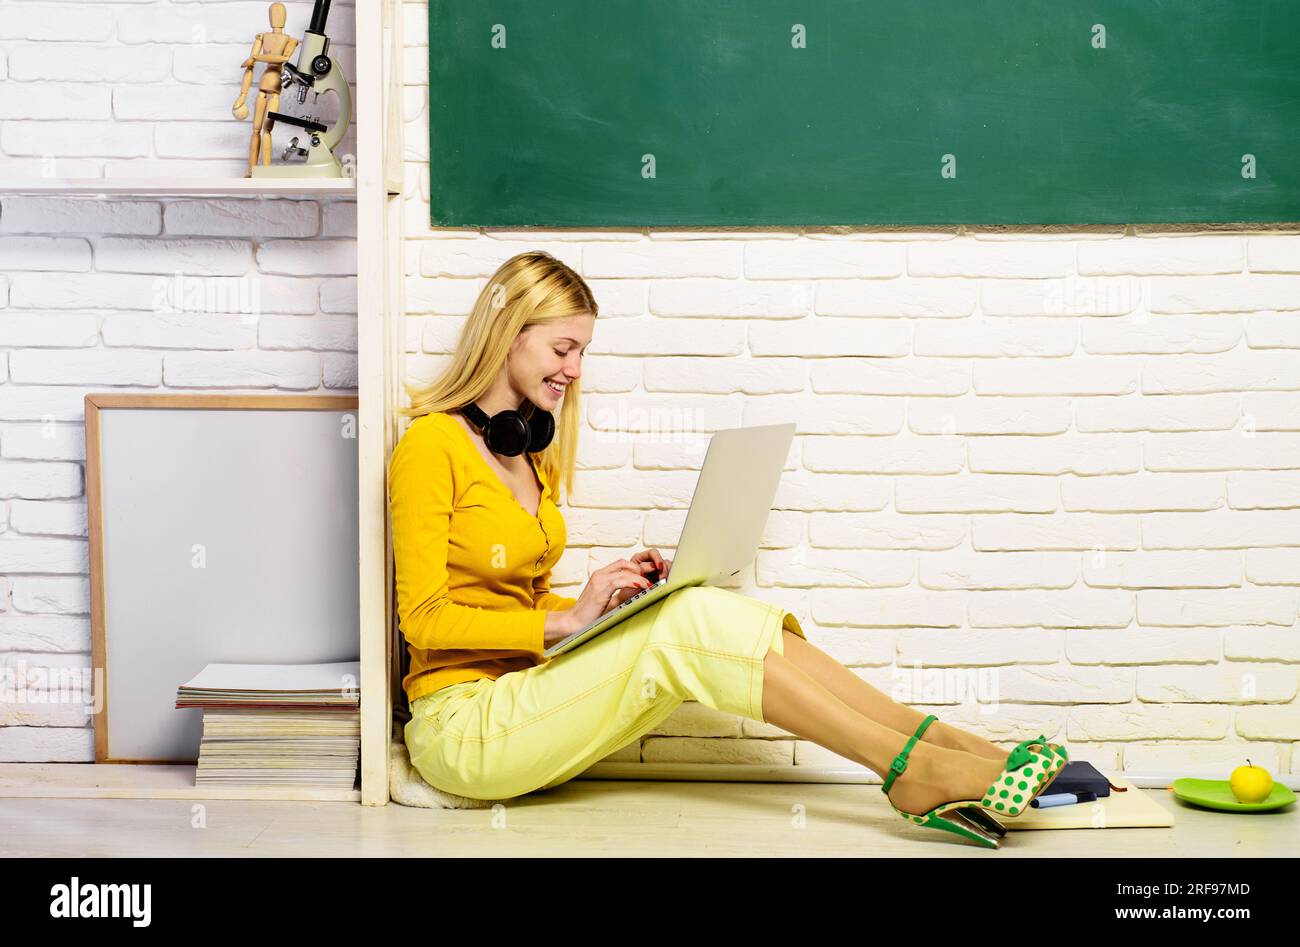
[232,3,299,178]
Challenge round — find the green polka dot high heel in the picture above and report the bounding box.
[952,738,1068,841]
[977,732,1067,817]
[881,715,1067,849]
[1031,739,1069,792]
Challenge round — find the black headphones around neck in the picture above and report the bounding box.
[457,399,555,457]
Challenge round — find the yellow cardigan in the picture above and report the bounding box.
[389,411,579,704]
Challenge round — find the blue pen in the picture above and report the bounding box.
[1032,791,1098,809]
[1033,793,1078,808]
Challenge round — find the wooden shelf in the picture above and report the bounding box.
[0,763,360,802]
[0,178,357,197]
[0,0,395,807]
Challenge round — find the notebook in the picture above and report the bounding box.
[543,421,795,659]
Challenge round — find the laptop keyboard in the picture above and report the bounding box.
[621,576,667,606]
[568,578,670,638]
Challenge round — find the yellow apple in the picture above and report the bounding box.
[1229,759,1273,804]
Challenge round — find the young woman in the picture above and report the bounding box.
[389,250,1067,848]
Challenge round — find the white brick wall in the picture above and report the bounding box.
[400,0,1300,781]
[0,1,358,761]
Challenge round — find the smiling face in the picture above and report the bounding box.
[508,312,594,409]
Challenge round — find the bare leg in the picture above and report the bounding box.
[777,629,1011,761]
[760,645,1003,817]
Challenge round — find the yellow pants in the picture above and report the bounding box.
[404,585,807,801]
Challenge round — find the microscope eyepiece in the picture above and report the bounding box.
[308,0,332,35]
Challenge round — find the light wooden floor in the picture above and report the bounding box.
[3,776,1292,857]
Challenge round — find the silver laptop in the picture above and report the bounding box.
[544,421,795,659]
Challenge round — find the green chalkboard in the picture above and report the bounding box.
[427,1,1300,227]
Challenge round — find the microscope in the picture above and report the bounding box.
[249,0,353,178]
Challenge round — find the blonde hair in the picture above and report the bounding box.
[399,250,597,504]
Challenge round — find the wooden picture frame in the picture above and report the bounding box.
[86,393,361,764]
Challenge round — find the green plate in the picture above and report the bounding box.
[1170,777,1296,812]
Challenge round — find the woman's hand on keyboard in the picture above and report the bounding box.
[610,548,673,608]
[630,547,671,584]
[559,558,656,637]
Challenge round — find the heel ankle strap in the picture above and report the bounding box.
[881,714,938,794]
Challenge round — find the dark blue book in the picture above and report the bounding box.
[1038,760,1119,799]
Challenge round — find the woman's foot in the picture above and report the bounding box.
[883,740,1006,819]
[917,719,1068,798]
[921,717,1058,764]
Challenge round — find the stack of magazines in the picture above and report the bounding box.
[176,661,361,790]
